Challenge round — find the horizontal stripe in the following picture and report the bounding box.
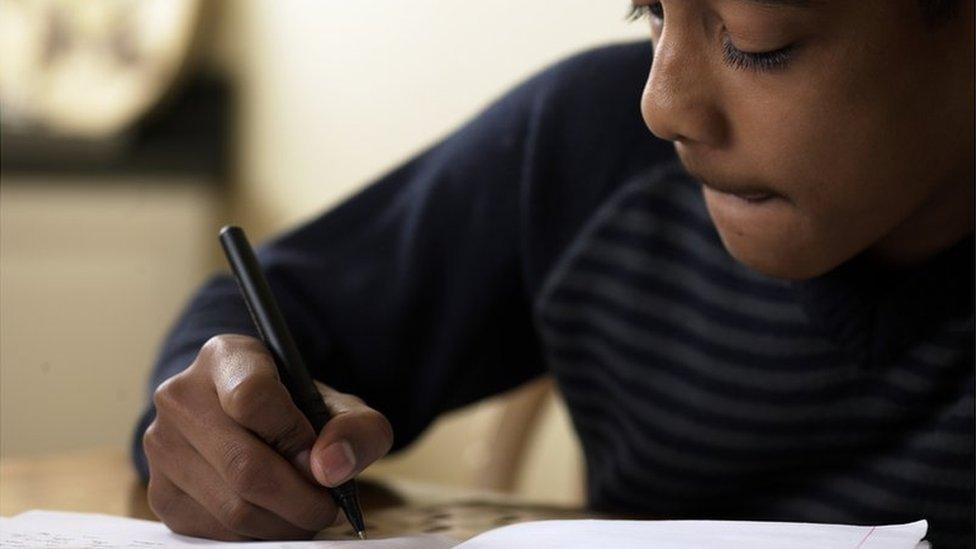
[621,167,714,225]
[842,486,974,521]
[546,317,969,413]
[908,342,971,367]
[575,405,974,516]
[566,387,869,475]
[590,434,975,526]
[554,352,976,464]
[798,476,974,522]
[562,378,890,466]
[553,270,833,355]
[856,459,974,501]
[543,315,856,395]
[609,207,768,284]
[593,228,800,304]
[552,345,960,437]
[561,257,811,336]
[868,454,975,491]
[580,239,806,322]
[612,185,720,240]
[545,292,835,367]
[570,409,780,495]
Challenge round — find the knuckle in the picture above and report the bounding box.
[152,375,186,413]
[224,376,274,424]
[202,334,264,362]
[146,479,169,517]
[142,421,164,459]
[222,443,272,498]
[200,334,234,359]
[218,497,258,533]
[147,478,180,522]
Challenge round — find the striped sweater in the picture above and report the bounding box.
[133,42,974,547]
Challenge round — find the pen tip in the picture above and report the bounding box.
[357,530,367,540]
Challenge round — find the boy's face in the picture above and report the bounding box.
[637,0,974,279]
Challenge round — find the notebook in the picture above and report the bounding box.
[0,510,929,548]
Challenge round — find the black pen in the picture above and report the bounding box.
[218,225,367,540]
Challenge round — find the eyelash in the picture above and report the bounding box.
[626,3,796,73]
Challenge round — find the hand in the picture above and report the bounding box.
[143,334,394,540]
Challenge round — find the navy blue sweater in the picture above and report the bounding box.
[133,42,974,548]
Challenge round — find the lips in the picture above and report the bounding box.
[691,172,781,203]
[729,189,776,203]
[674,145,786,204]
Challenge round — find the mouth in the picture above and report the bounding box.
[724,189,776,203]
[693,173,782,204]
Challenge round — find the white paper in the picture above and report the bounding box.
[0,510,929,549]
[455,518,929,549]
[0,510,455,549]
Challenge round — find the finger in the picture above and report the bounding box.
[147,418,316,540]
[205,335,317,464]
[310,384,395,487]
[174,391,339,533]
[147,472,246,541]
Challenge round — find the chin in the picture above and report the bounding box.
[719,236,836,281]
[702,188,846,280]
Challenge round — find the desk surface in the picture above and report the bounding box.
[0,447,595,541]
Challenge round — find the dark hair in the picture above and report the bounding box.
[919,0,960,23]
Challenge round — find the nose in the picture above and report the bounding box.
[641,34,727,148]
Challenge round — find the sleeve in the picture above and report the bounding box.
[131,50,553,482]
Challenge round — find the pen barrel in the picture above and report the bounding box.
[287,379,331,432]
[220,225,365,536]
[218,225,333,432]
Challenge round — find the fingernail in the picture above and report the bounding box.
[313,440,356,486]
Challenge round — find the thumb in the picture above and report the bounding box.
[309,383,394,487]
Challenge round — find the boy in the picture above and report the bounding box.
[136,1,974,546]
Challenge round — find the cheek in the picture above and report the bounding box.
[701,91,862,277]
[765,73,940,243]
[710,47,942,277]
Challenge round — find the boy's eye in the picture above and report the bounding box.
[721,37,797,73]
[627,1,796,73]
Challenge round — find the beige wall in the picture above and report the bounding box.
[1,1,649,504]
[214,0,647,237]
[0,179,218,459]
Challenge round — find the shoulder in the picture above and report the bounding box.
[510,40,658,133]
[524,40,655,96]
[517,42,677,294]
[540,40,656,99]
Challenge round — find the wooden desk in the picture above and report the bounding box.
[0,447,151,520]
[1,447,594,541]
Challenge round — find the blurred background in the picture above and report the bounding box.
[0,0,646,506]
